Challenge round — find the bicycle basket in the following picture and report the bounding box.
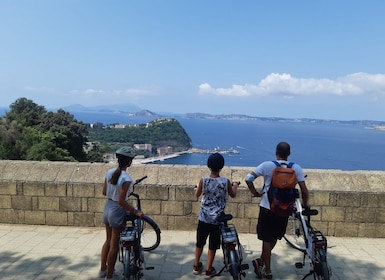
[221,225,238,243]
[121,226,136,242]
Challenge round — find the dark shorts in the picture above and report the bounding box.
[196,220,221,250]
[257,206,289,242]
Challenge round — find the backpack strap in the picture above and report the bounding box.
[272,160,280,166]
[272,160,294,168]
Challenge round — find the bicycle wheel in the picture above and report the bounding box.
[314,247,330,280]
[123,248,132,279]
[141,215,161,251]
[228,250,241,280]
[284,213,306,252]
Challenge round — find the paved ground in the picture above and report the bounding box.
[0,224,384,280]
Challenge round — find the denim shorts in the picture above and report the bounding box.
[102,199,127,228]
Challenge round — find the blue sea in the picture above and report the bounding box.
[71,111,384,171]
[164,118,384,171]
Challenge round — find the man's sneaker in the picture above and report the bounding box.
[204,267,217,279]
[192,262,203,275]
[264,272,273,279]
[252,258,263,279]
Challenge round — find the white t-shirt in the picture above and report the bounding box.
[253,160,305,210]
[105,168,133,202]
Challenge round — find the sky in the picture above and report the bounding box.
[1,1,385,121]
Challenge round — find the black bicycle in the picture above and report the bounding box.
[216,212,249,280]
[119,176,161,279]
[284,189,331,280]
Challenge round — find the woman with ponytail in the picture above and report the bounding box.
[99,146,144,279]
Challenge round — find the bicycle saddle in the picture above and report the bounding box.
[302,208,318,216]
[216,212,233,222]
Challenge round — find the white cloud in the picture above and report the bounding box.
[198,72,385,98]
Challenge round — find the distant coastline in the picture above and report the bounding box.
[133,147,239,164]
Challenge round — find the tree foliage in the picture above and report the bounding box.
[0,98,87,161]
[87,118,192,153]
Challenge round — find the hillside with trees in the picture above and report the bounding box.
[87,118,192,157]
[0,98,192,162]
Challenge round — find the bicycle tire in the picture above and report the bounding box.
[314,247,330,280]
[284,214,306,252]
[123,249,132,279]
[228,250,241,280]
[141,215,161,251]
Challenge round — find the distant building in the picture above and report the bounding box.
[134,144,153,152]
[157,146,173,155]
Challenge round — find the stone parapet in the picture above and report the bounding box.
[0,160,384,237]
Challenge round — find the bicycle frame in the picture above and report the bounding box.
[119,176,156,279]
[216,213,249,280]
[285,190,330,280]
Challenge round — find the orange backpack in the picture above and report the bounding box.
[267,161,297,216]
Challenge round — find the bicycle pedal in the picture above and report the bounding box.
[145,266,155,270]
[295,262,304,269]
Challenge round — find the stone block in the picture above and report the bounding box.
[87,198,105,213]
[166,216,176,230]
[225,203,239,217]
[46,211,68,226]
[11,196,32,210]
[321,207,345,222]
[231,188,252,203]
[161,201,185,216]
[375,223,385,238]
[59,197,82,212]
[192,201,200,216]
[358,223,377,238]
[244,203,260,219]
[71,183,95,198]
[232,218,250,233]
[24,210,46,225]
[346,207,375,223]
[362,193,385,207]
[175,215,196,231]
[142,200,162,216]
[73,212,94,226]
[0,195,11,208]
[311,192,330,206]
[23,182,45,196]
[45,183,67,197]
[186,166,205,186]
[375,208,385,223]
[147,186,169,200]
[0,209,19,223]
[55,163,78,182]
[175,186,196,202]
[0,182,16,195]
[157,165,176,185]
[70,162,92,182]
[170,165,189,186]
[38,197,59,211]
[335,222,359,237]
[336,192,361,207]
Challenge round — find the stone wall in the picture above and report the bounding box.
[0,160,384,237]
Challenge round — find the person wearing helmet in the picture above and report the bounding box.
[99,146,144,279]
[193,153,239,279]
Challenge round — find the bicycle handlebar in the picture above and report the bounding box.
[134,175,148,186]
